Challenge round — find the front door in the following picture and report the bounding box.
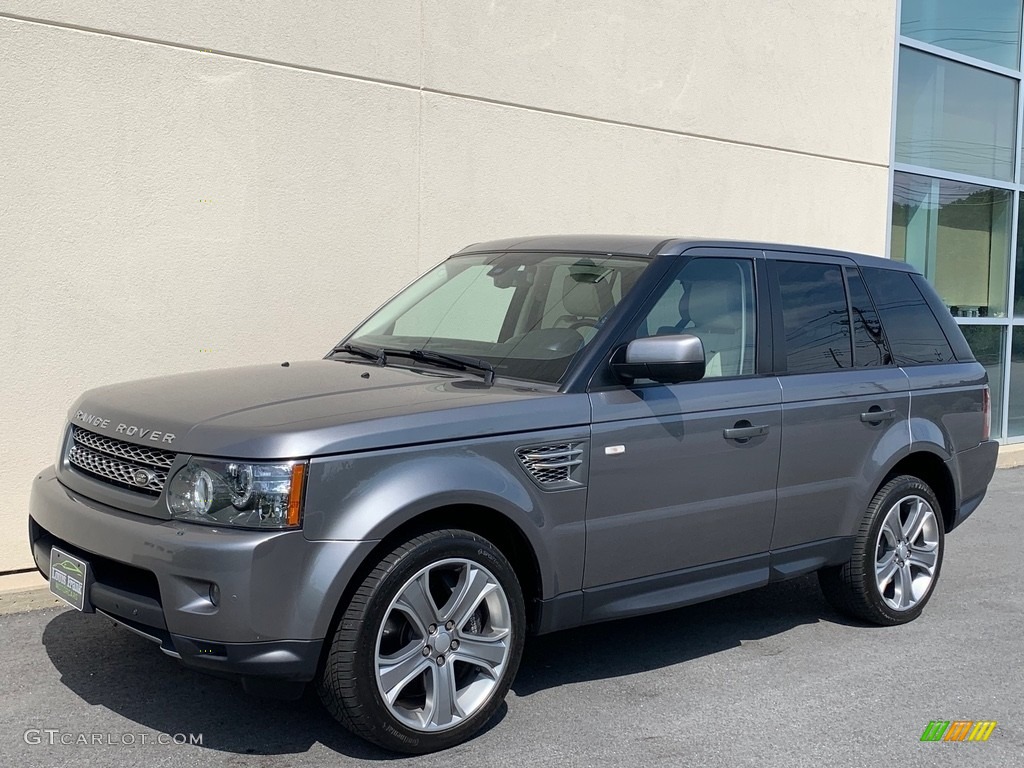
[583,254,781,621]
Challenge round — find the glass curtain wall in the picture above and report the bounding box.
[892,0,1024,440]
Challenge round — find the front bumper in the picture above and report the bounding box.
[29,466,376,688]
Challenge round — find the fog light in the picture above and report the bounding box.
[209,583,220,607]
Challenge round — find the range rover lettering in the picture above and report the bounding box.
[29,236,998,753]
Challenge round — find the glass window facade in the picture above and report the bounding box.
[901,0,1022,68]
[893,2,1024,440]
[1008,328,1024,436]
[962,325,1006,434]
[895,48,1017,180]
[891,172,1011,318]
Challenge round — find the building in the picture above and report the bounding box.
[0,1,1016,574]
[891,0,1024,438]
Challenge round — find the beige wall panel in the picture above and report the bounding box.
[418,94,890,270]
[0,0,420,84]
[0,19,420,570]
[423,0,897,165]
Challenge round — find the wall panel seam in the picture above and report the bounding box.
[1,11,888,170]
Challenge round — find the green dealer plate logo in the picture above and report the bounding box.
[49,547,89,611]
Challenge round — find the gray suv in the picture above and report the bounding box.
[29,236,998,753]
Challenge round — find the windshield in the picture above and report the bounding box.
[337,252,650,384]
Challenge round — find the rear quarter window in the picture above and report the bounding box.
[862,268,956,366]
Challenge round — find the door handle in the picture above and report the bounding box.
[723,423,770,441]
[860,408,897,424]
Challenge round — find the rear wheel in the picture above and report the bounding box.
[818,475,944,625]
[318,529,525,753]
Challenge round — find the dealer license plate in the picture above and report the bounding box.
[49,547,89,611]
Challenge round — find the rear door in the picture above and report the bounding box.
[769,254,911,563]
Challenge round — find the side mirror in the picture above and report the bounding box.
[611,334,706,384]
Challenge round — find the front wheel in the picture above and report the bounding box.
[318,529,525,753]
[818,475,945,625]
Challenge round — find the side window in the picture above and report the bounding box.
[776,261,852,372]
[845,267,892,367]
[862,268,956,365]
[639,279,687,337]
[635,258,756,378]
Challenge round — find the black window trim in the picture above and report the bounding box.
[843,264,895,369]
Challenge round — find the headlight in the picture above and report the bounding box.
[167,458,307,529]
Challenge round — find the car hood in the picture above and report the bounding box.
[67,360,587,459]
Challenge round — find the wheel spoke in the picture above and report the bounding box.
[881,505,902,545]
[901,498,924,541]
[452,632,509,676]
[896,563,915,609]
[876,552,898,589]
[394,572,439,633]
[443,565,496,630]
[908,547,937,572]
[425,661,462,728]
[379,641,430,704]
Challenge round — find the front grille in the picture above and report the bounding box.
[72,427,175,469]
[516,443,584,487]
[67,427,176,495]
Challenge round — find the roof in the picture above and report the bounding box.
[456,234,910,271]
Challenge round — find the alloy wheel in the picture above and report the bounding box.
[874,494,940,611]
[374,558,512,732]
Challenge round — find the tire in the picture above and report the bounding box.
[818,475,945,626]
[318,529,526,754]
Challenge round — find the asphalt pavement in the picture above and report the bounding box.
[1,470,1022,768]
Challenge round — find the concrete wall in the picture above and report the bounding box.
[0,1,897,571]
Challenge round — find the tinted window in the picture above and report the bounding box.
[635,258,756,378]
[862,268,956,365]
[776,261,851,373]
[845,267,891,368]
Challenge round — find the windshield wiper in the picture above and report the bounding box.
[388,348,496,386]
[329,342,387,365]
[329,343,495,384]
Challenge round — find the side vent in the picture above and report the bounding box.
[516,443,585,489]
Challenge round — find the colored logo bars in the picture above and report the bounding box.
[920,721,997,742]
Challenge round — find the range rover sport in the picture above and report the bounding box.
[29,235,998,753]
